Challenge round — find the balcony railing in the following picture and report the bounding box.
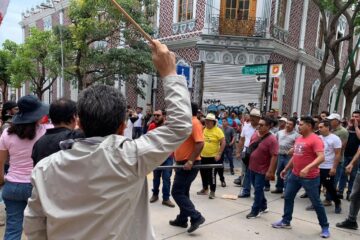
[270,25,289,43]
[315,47,325,61]
[205,15,266,37]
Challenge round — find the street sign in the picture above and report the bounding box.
[270,64,283,77]
[242,64,267,75]
[256,76,266,83]
[176,65,192,88]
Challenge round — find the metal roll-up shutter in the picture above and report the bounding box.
[203,63,263,107]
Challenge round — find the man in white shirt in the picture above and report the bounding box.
[133,107,143,139]
[306,120,342,214]
[236,108,261,198]
[23,40,192,240]
[272,117,299,194]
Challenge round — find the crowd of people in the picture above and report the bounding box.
[0,39,358,240]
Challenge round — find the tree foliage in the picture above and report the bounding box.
[0,40,17,103]
[8,28,60,100]
[311,0,358,115]
[56,0,156,95]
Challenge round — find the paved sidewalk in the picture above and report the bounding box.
[149,168,360,240]
[0,167,359,239]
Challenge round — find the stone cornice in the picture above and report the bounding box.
[20,0,70,27]
[164,36,201,50]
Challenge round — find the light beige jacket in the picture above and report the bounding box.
[23,76,192,240]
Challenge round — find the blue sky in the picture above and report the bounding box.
[0,0,43,47]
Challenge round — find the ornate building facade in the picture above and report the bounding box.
[156,0,360,116]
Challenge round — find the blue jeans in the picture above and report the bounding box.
[133,127,142,139]
[222,146,234,170]
[275,154,291,191]
[282,173,329,228]
[339,156,359,195]
[152,157,173,200]
[241,167,251,195]
[249,170,267,214]
[2,181,33,240]
[171,161,202,223]
[240,151,251,195]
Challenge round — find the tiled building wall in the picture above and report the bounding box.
[303,0,319,56]
[286,0,303,49]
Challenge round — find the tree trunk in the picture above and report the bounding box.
[2,82,8,103]
[343,94,355,118]
[311,82,327,115]
[36,88,43,101]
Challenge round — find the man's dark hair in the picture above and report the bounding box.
[49,98,77,125]
[260,116,273,127]
[191,102,198,116]
[8,123,37,140]
[319,120,330,128]
[313,115,321,121]
[301,116,316,129]
[288,117,297,127]
[77,85,126,137]
[222,117,228,121]
[352,110,360,115]
[321,111,330,116]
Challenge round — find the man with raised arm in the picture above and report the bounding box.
[23,41,192,240]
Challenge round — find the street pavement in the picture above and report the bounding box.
[0,164,359,240]
[150,165,360,240]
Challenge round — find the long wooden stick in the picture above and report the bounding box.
[110,0,154,44]
[155,164,223,170]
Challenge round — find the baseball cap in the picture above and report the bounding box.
[327,113,341,121]
[250,108,261,117]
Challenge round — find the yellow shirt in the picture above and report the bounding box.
[201,126,225,157]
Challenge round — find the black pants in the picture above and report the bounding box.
[320,168,341,205]
[215,157,225,182]
[171,161,202,223]
[200,157,216,192]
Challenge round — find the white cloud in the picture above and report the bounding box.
[0,0,43,47]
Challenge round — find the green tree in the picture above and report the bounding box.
[311,0,357,115]
[334,3,360,117]
[57,0,156,95]
[8,28,60,100]
[0,40,17,103]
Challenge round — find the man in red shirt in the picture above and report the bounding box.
[170,102,205,233]
[149,110,175,207]
[272,116,330,238]
[245,117,278,219]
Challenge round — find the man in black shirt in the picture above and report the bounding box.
[338,110,360,200]
[32,99,84,166]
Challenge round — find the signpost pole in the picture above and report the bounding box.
[264,60,271,113]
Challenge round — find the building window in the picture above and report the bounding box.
[328,85,337,113]
[337,16,346,61]
[276,0,287,29]
[310,80,320,114]
[43,16,52,31]
[224,0,250,20]
[178,0,194,22]
[317,16,324,49]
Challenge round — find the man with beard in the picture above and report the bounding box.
[149,110,176,207]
